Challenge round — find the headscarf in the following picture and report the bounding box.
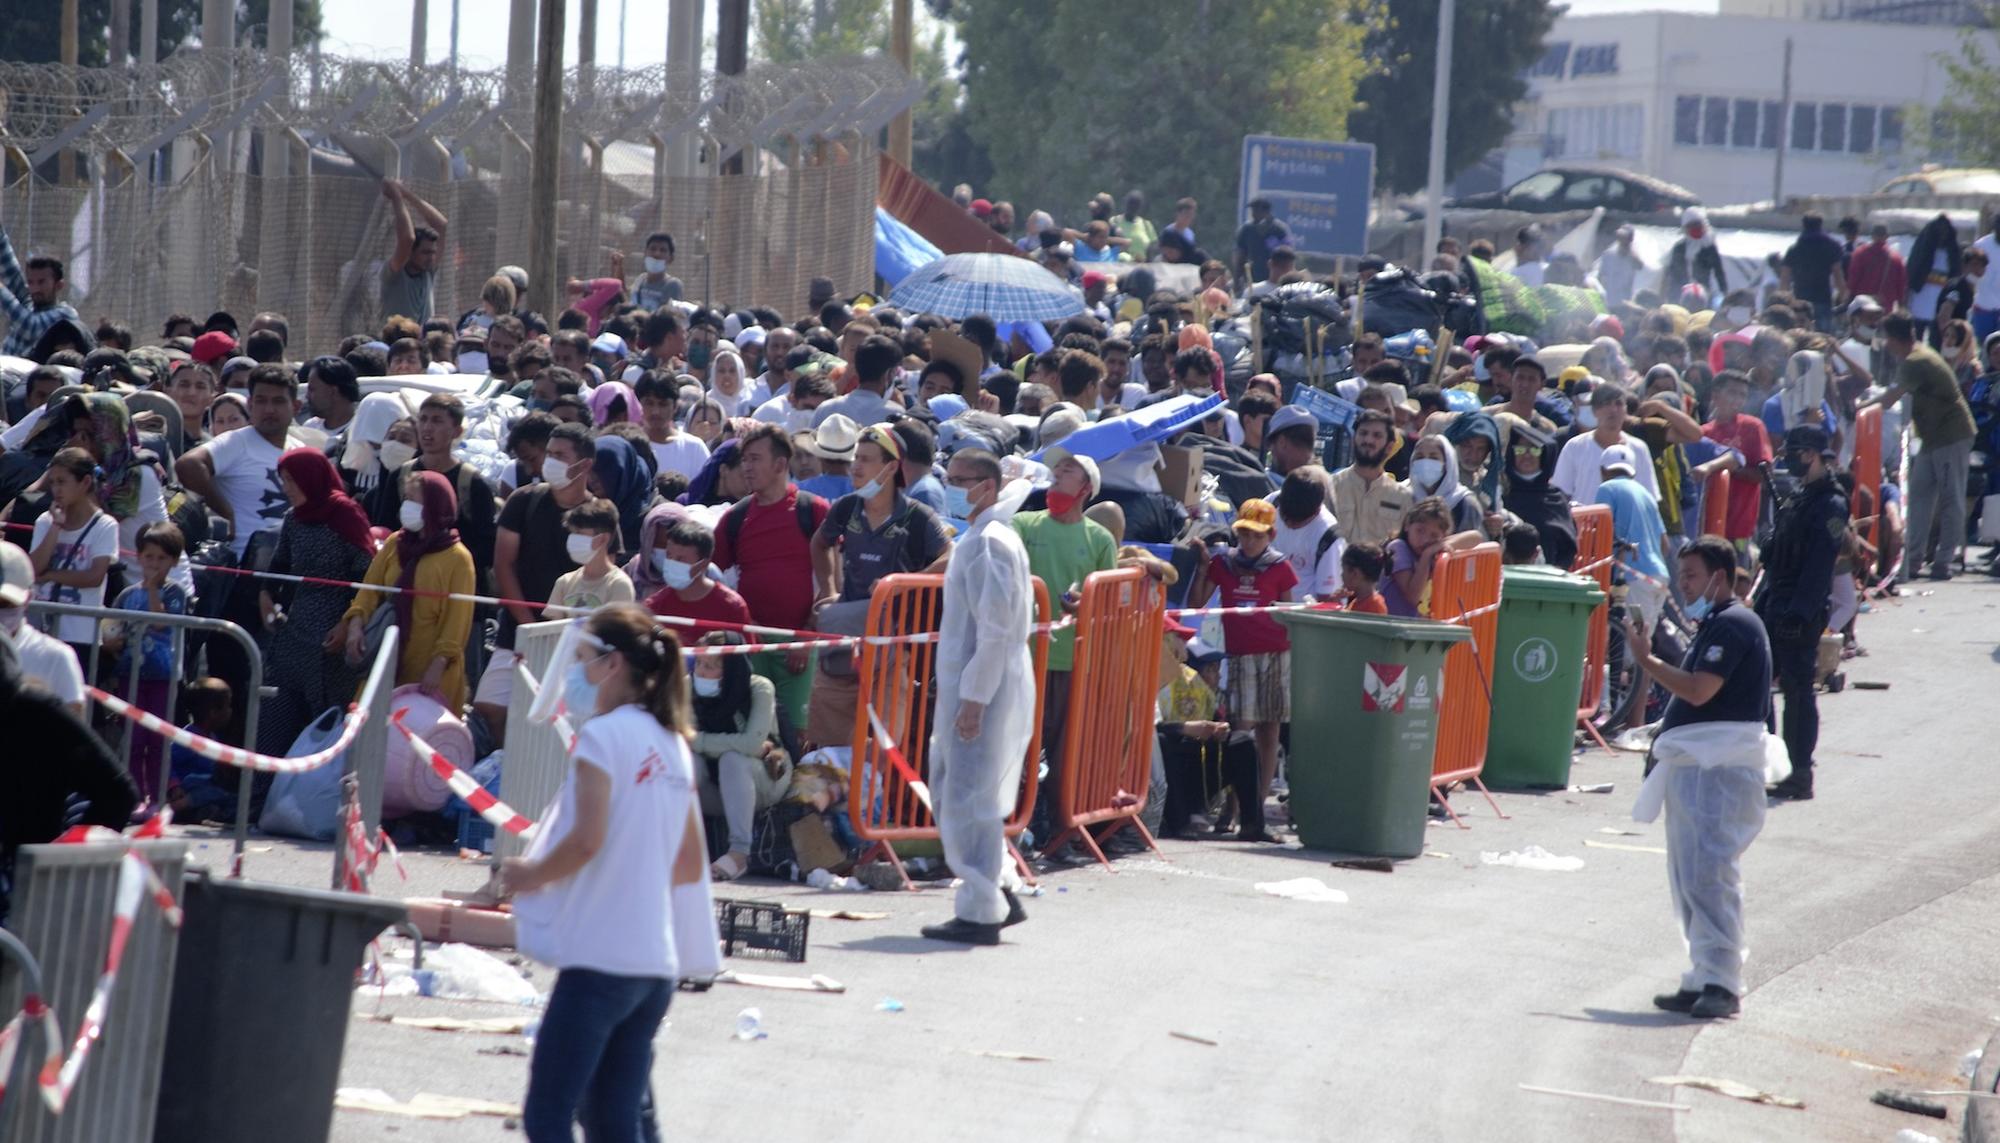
[680,437,742,507]
[592,434,653,552]
[341,391,414,491]
[1408,435,1477,526]
[1585,336,1629,385]
[1441,410,1503,507]
[1908,213,1962,296]
[624,501,690,597]
[708,347,749,401]
[71,394,141,519]
[393,470,460,631]
[277,448,376,556]
[587,380,638,425]
[1502,450,1578,570]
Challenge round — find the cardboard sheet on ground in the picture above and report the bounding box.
[718,970,846,993]
[1648,1075,1806,1109]
[1254,877,1350,903]
[336,1088,523,1119]
[362,1013,535,1034]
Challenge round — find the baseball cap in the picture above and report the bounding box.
[1267,405,1317,439]
[1249,195,1272,209]
[1269,244,1298,262]
[1184,637,1225,669]
[0,542,31,607]
[591,332,627,357]
[1599,443,1637,476]
[1783,424,1832,456]
[1233,498,1278,534]
[1846,294,1883,316]
[192,330,238,366]
[1081,270,1111,290]
[970,198,994,217]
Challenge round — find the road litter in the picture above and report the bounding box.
[716,969,846,993]
[1481,846,1584,872]
[1610,724,1659,752]
[1518,1083,1687,1112]
[1170,1031,1219,1046]
[1847,1059,1898,1073]
[1585,839,1668,855]
[1330,857,1395,873]
[1648,1075,1805,1109]
[335,1088,522,1120]
[367,942,541,1006]
[808,909,889,921]
[1422,850,1451,859]
[1597,827,1642,836]
[1873,1088,2000,1117]
[476,1044,528,1057]
[1891,1131,1942,1143]
[971,1050,1053,1062]
[875,998,905,1013]
[1568,782,1616,794]
[735,1008,768,1041]
[806,868,870,892]
[1853,680,1891,690]
[362,1013,535,1034]
[1960,1045,1985,1079]
[1253,877,1350,903]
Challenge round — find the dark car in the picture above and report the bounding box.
[1445,167,1699,214]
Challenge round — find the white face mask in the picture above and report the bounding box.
[542,457,574,488]
[377,440,417,473]
[644,256,669,275]
[456,351,489,374]
[855,476,885,501]
[566,533,599,565]
[1575,405,1598,430]
[691,674,721,697]
[399,499,427,532]
[1410,458,1445,490]
[470,312,495,329]
[661,558,696,590]
[1724,305,1751,326]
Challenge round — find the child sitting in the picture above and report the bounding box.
[544,498,635,617]
[168,677,236,823]
[1330,542,1389,614]
[101,522,191,805]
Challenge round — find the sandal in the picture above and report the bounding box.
[710,851,748,882]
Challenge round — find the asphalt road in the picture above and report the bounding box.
[177,577,1997,1142]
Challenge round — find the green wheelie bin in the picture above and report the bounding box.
[1482,565,1605,788]
[1274,610,1471,858]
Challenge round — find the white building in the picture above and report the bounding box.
[1501,9,1954,206]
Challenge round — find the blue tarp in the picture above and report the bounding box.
[875,206,942,289]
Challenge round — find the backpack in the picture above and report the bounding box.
[720,491,822,552]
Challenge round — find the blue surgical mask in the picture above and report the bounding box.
[660,558,696,590]
[691,674,721,697]
[855,477,885,501]
[528,397,554,413]
[564,653,606,723]
[944,485,974,519]
[1685,574,1725,622]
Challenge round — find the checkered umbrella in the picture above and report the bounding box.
[888,253,1085,322]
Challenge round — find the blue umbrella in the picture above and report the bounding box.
[889,252,1085,322]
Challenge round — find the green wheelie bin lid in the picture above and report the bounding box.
[1499,563,1608,606]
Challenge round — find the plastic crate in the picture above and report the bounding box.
[456,811,496,855]
[713,898,811,962]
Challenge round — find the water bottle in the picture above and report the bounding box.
[734,1008,766,1041]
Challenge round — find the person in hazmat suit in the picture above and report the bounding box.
[1625,536,1789,1020]
[919,439,1036,945]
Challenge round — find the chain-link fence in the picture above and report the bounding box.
[0,49,914,350]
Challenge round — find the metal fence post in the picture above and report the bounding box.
[333,625,401,891]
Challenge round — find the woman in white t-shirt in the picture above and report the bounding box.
[29,448,119,653]
[502,603,720,1142]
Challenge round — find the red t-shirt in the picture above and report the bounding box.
[1207,551,1300,655]
[645,581,754,634]
[709,486,830,630]
[1702,415,1770,541]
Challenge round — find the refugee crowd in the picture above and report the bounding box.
[0,178,1990,1131]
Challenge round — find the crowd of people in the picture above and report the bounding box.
[0,175,1992,1120]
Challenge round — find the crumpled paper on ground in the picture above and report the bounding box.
[1480,845,1585,872]
[1253,877,1349,903]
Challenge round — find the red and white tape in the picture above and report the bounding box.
[391,711,540,841]
[85,689,367,774]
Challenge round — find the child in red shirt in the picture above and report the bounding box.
[1322,542,1389,614]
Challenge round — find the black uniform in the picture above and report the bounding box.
[1751,469,1846,792]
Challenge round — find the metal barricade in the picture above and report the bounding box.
[0,840,187,1143]
[494,620,575,861]
[1853,405,1883,551]
[846,573,1053,890]
[1700,468,1732,539]
[1426,543,1506,825]
[1046,567,1167,866]
[1570,504,1614,751]
[23,602,263,862]
[331,626,400,891]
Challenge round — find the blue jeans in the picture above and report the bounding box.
[524,968,674,1143]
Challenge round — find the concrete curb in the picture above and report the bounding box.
[1965,1027,2000,1143]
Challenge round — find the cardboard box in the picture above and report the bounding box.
[1156,444,1205,508]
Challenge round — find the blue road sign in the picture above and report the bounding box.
[1238,135,1375,259]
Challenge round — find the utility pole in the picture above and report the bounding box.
[202,0,231,52]
[60,0,78,185]
[618,0,628,70]
[411,0,428,69]
[1421,0,1456,264]
[666,0,702,178]
[528,0,566,317]
[449,0,462,79]
[140,0,158,67]
[580,0,598,97]
[267,0,294,179]
[110,0,130,68]
[716,0,750,175]
[1773,37,1793,205]
[889,0,913,167]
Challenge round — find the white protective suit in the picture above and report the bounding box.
[1634,721,1790,997]
[930,478,1036,925]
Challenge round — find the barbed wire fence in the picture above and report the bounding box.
[0,49,918,351]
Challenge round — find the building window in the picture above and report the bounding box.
[1674,96,1701,146]
[1532,42,1571,79]
[1703,97,1729,146]
[1850,105,1877,153]
[1791,101,1818,151]
[1760,101,1782,150]
[1820,103,1847,152]
[1571,43,1619,77]
[1731,99,1759,148]
[1881,107,1904,152]
[1546,104,1644,159]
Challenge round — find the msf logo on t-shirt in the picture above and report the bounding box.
[634,748,666,786]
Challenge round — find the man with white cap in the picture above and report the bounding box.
[0,543,86,715]
[797,413,860,502]
[1594,442,1670,630]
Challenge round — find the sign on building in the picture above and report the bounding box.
[1238,135,1375,259]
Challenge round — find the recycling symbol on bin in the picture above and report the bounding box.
[1513,637,1558,683]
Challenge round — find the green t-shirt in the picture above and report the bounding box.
[1011,510,1117,671]
[1899,344,1975,449]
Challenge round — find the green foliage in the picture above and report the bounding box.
[1932,6,2000,167]
[948,0,1376,231]
[0,0,324,67]
[1349,0,1556,194]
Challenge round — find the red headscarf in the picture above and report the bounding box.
[277,449,376,557]
[393,470,461,631]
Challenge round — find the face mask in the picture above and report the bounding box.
[1724,306,1751,325]
[377,440,417,472]
[1575,405,1598,430]
[944,484,975,519]
[456,351,489,374]
[1046,488,1083,516]
[566,533,599,565]
[399,499,427,532]
[689,345,712,371]
[527,397,553,413]
[660,557,696,590]
[1410,458,1445,489]
[1856,325,1878,345]
[644,256,669,275]
[1785,449,1816,472]
[855,477,885,501]
[0,606,21,635]
[470,313,495,329]
[1684,574,1726,621]
[691,674,721,698]
[564,654,606,723]
[542,457,574,488]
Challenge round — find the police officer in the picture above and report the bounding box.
[1752,424,1846,801]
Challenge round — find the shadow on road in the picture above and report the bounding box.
[1528,1007,1697,1029]
[837,934,984,955]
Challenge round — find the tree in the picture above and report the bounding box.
[946,0,1376,236]
[1349,0,1556,194]
[1931,4,2000,167]
[0,0,324,68]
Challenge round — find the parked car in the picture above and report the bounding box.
[1877,167,2000,196]
[1445,166,1700,214]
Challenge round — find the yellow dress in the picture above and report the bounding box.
[339,536,477,711]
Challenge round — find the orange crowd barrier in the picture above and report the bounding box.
[1700,468,1731,538]
[1570,504,1614,752]
[1045,567,1168,867]
[846,573,1053,890]
[1425,542,1507,826]
[1852,405,1883,550]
